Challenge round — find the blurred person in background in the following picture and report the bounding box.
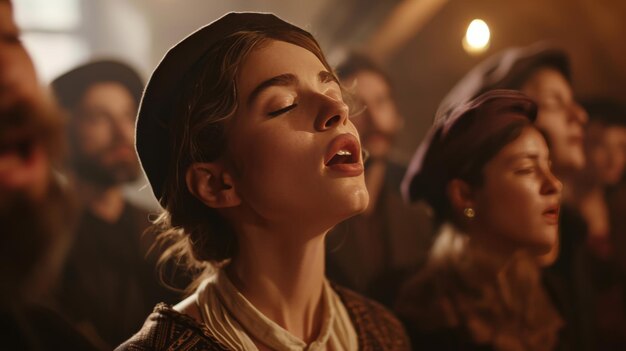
[436,43,591,350]
[397,90,564,350]
[51,61,178,349]
[0,0,97,349]
[604,179,626,349]
[573,100,626,258]
[572,100,626,349]
[326,53,432,306]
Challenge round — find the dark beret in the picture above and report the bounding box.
[51,60,143,110]
[135,12,310,204]
[436,43,569,122]
[402,89,537,205]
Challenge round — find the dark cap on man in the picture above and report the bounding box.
[51,60,144,110]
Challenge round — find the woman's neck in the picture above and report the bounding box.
[363,159,387,215]
[464,227,519,276]
[225,225,327,343]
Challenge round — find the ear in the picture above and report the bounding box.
[185,162,241,208]
[446,179,476,217]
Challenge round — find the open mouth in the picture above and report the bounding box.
[326,147,359,166]
[324,134,363,176]
[325,134,360,165]
[0,133,43,188]
[0,126,39,161]
[542,204,560,224]
[0,137,35,161]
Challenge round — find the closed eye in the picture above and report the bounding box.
[515,167,536,175]
[268,103,298,117]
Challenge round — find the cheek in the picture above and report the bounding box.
[589,148,607,167]
[370,108,395,131]
[478,177,545,242]
[231,127,319,212]
[236,126,314,177]
[481,180,534,223]
[75,121,112,154]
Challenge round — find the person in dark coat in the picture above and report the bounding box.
[326,53,433,307]
[51,60,179,349]
[0,1,97,349]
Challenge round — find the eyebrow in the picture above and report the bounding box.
[246,70,338,107]
[505,153,546,165]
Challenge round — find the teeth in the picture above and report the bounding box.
[336,149,352,156]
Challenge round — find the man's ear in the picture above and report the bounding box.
[185,162,241,208]
[447,179,476,217]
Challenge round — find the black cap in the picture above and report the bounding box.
[51,60,143,110]
[402,90,537,205]
[136,12,311,203]
[436,43,569,123]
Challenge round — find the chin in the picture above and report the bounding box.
[536,244,559,267]
[532,229,558,255]
[602,173,622,186]
[333,186,369,220]
[570,152,586,170]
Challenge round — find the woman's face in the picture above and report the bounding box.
[584,121,626,186]
[521,67,588,173]
[225,40,368,230]
[472,126,562,255]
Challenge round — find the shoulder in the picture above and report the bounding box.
[393,267,484,350]
[115,303,228,351]
[395,262,462,330]
[332,284,411,350]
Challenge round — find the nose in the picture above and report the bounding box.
[541,168,563,196]
[570,101,588,125]
[314,94,349,132]
[111,114,135,144]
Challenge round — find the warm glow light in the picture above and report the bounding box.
[463,19,490,54]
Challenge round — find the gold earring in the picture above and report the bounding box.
[464,207,475,219]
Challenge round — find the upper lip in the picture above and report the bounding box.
[324,133,361,166]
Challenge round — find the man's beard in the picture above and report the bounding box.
[0,99,76,305]
[0,179,76,305]
[71,144,140,187]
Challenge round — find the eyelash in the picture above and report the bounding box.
[515,167,536,175]
[268,103,298,117]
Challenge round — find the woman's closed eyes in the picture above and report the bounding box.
[268,103,298,117]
